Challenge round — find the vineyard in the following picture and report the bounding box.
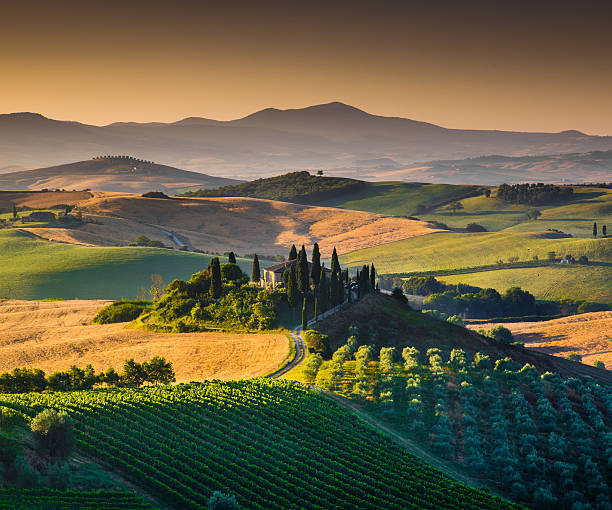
[0,380,517,510]
[299,326,612,509]
[0,489,152,509]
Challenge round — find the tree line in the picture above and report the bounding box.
[0,357,175,394]
[496,183,573,205]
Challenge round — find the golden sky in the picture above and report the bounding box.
[2,1,611,134]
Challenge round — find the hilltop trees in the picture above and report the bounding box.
[251,254,261,283]
[497,183,573,205]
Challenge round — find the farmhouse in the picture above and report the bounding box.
[262,259,331,287]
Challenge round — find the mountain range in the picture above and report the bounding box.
[1,102,611,183]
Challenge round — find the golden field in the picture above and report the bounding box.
[0,299,290,381]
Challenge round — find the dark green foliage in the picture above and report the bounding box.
[311,243,321,286]
[180,171,365,203]
[92,301,151,324]
[30,409,74,460]
[391,288,408,304]
[297,245,309,294]
[220,263,246,283]
[370,263,376,291]
[0,368,47,393]
[209,257,222,299]
[287,265,299,307]
[318,269,329,313]
[227,252,237,264]
[593,222,597,237]
[358,265,370,296]
[134,235,165,248]
[330,247,340,276]
[497,183,573,205]
[302,298,308,331]
[142,357,176,385]
[329,269,339,306]
[304,330,329,355]
[402,276,446,296]
[603,224,607,236]
[481,325,514,344]
[251,254,261,282]
[208,491,240,510]
[0,489,153,509]
[122,359,147,387]
[289,244,297,261]
[466,223,487,232]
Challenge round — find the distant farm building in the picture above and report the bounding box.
[262,259,331,287]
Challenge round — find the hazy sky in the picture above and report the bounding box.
[2,0,611,133]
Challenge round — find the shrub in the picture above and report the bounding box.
[304,330,330,356]
[446,315,465,326]
[566,353,582,363]
[593,360,605,370]
[466,223,487,232]
[208,491,240,510]
[484,325,514,344]
[93,301,150,324]
[30,409,74,460]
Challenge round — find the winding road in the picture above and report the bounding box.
[269,325,306,379]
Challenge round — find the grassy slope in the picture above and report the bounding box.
[419,187,612,237]
[339,231,611,273]
[0,230,262,300]
[438,265,612,304]
[315,181,482,216]
[0,380,517,510]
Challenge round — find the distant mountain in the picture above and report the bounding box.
[366,150,612,185]
[1,103,611,183]
[0,156,241,194]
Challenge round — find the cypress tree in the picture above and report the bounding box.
[12,204,17,219]
[318,268,329,312]
[302,297,308,331]
[289,244,298,260]
[603,225,607,236]
[330,247,340,276]
[330,268,339,306]
[593,222,597,237]
[251,254,261,283]
[356,269,361,299]
[282,268,290,287]
[370,263,376,291]
[209,257,222,299]
[297,245,309,294]
[311,243,321,287]
[338,274,344,303]
[287,265,299,307]
[361,265,370,294]
[314,295,318,321]
[227,252,237,264]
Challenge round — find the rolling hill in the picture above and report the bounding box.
[0,300,289,381]
[0,230,263,300]
[0,156,240,194]
[1,104,611,181]
[50,192,443,256]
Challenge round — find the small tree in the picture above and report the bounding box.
[448,201,464,214]
[227,252,237,264]
[603,225,607,236]
[527,209,541,220]
[208,491,240,510]
[30,409,74,460]
[148,274,164,301]
[297,245,309,294]
[288,244,297,261]
[593,360,605,370]
[143,356,176,384]
[251,254,261,283]
[122,359,146,387]
[485,189,491,198]
[209,258,222,299]
[330,247,340,276]
[370,263,376,291]
[593,222,597,237]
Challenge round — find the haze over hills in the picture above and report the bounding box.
[1,103,611,183]
[0,156,241,193]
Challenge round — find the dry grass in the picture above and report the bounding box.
[58,193,442,256]
[468,311,612,368]
[0,191,91,210]
[0,299,290,382]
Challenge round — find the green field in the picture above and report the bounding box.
[0,230,264,300]
[438,264,612,303]
[418,187,612,237]
[339,231,611,274]
[315,181,482,216]
[0,380,517,510]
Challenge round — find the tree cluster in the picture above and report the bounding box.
[0,357,175,393]
[497,183,573,205]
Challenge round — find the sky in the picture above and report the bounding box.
[1,0,611,134]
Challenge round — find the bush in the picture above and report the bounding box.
[93,301,150,324]
[566,353,582,363]
[446,315,465,326]
[402,276,445,296]
[483,325,514,344]
[208,491,240,510]
[30,409,74,460]
[304,330,330,356]
[593,360,605,370]
[466,223,487,232]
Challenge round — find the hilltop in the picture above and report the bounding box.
[1,105,611,181]
[0,156,240,194]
